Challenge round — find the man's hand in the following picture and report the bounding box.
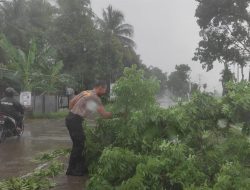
[97,106,112,119]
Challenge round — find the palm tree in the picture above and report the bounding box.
[98,5,136,94]
[99,5,135,48]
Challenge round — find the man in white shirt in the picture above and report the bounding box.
[65,81,112,176]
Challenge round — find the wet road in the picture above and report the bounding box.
[0,119,86,190]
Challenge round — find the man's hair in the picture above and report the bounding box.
[94,80,107,88]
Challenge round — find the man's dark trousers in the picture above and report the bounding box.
[65,112,86,176]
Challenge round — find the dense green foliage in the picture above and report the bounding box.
[84,67,250,190]
[0,0,168,94]
[222,81,250,135]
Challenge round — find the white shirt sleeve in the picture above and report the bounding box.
[86,100,98,113]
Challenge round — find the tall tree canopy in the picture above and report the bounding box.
[167,64,191,97]
[0,0,55,50]
[193,0,250,81]
[50,0,100,89]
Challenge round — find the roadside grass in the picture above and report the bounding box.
[30,109,68,119]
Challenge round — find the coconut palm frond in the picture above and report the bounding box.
[118,35,136,48]
[115,24,134,38]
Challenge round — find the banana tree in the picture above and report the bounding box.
[0,33,37,91]
[0,33,73,94]
[36,60,73,94]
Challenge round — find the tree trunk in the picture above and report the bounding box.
[241,65,244,81]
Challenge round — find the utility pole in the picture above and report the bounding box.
[198,74,202,88]
[248,65,250,82]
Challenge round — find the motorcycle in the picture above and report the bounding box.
[0,113,24,143]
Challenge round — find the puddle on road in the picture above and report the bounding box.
[0,118,87,190]
[52,176,88,190]
[0,119,71,180]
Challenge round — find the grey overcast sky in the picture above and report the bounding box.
[91,0,223,92]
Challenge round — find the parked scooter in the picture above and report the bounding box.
[0,113,24,143]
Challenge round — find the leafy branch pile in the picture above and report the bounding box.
[84,66,250,190]
[0,149,69,190]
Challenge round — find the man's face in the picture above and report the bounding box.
[95,86,107,96]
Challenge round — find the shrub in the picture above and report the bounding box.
[85,67,250,189]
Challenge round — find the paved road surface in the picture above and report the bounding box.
[0,119,86,190]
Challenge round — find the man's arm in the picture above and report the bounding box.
[97,105,112,119]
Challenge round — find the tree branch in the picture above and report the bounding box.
[225,24,250,54]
